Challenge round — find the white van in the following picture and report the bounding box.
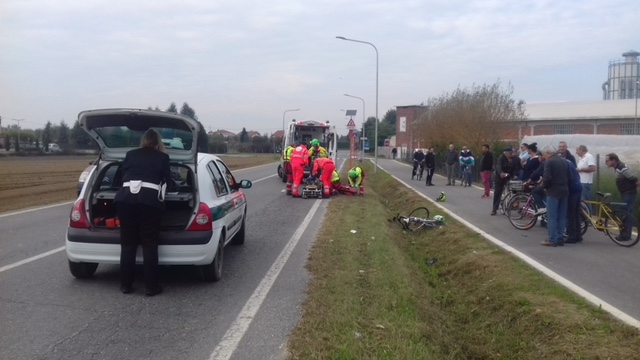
[48,143,61,152]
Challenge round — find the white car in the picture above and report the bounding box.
[66,108,252,282]
[48,143,61,152]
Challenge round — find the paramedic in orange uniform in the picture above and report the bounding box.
[290,143,309,197]
[312,157,336,198]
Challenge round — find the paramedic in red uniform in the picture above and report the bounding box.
[312,157,336,197]
[290,143,309,197]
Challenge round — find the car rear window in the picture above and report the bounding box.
[93,126,195,150]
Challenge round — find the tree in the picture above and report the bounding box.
[180,102,198,120]
[166,102,178,113]
[71,120,96,149]
[415,80,525,155]
[58,121,70,149]
[239,128,249,143]
[209,133,226,153]
[42,121,53,151]
[381,109,397,129]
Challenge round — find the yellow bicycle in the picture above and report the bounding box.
[582,192,640,247]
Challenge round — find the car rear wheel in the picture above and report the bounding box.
[68,261,98,279]
[278,164,286,183]
[200,234,224,282]
[230,214,246,245]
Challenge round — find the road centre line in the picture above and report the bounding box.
[209,199,323,360]
[251,174,276,183]
[0,246,66,274]
[377,162,640,330]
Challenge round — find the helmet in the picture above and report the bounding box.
[436,192,446,202]
[433,215,445,224]
[348,170,358,179]
[311,139,320,147]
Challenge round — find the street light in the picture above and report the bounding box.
[635,79,639,135]
[344,94,365,159]
[336,36,379,173]
[282,108,300,133]
[12,118,24,150]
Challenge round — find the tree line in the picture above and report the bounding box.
[1,101,400,154]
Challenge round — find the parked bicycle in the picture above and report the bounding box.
[580,192,640,247]
[393,207,445,231]
[499,180,527,215]
[506,190,589,235]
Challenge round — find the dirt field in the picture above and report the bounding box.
[0,154,278,214]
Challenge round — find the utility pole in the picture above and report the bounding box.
[12,118,25,149]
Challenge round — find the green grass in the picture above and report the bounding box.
[287,163,640,359]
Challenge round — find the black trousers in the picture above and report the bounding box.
[425,168,434,184]
[492,179,507,212]
[116,202,164,289]
[566,192,582,241]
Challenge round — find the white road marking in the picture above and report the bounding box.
[252,174,277,183]
[0,170,276,274]
[378,162,640,330]
[0,246,66,274]
[0,202,73,218]
[209,199,323,360]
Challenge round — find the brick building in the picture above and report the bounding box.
[395,99,640,154]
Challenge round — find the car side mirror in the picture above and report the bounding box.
[239,179,252,189]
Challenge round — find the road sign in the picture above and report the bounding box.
[346,118,356,129]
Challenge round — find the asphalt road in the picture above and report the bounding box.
[378,158,640,327]
[3,157,638,360]
[0,161,333,360]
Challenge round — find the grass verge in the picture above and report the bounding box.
[288,162,640,359]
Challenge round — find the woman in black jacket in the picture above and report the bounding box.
[114,129,173,296]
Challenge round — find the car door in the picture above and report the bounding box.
[205,160,244,238]
[215,160,245,236]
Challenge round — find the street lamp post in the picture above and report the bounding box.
[12,118,24,150]
[282,108,300,134]
[336,36,378,173]
[344,94,365,159]
[635,79,639,135]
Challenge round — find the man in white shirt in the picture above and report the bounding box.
[575,145,596,206]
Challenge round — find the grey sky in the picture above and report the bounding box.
[0,0,637,135]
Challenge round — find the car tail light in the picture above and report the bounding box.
[187,203,212,231]
[69,199,90,229]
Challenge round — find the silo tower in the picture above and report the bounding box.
[602,50,640,100]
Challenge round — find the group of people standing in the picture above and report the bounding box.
[407,141,638,248]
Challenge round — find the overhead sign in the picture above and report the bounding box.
[347,118,356,129]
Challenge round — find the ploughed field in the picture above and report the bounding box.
[0,154,277,214]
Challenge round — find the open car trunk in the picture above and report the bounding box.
[88,162,197,230]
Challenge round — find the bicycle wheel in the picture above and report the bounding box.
[507,194,538,230]
[500,192,513,215]
[604,210,640,247]
[579,201,590,235]
[407,207,430,231]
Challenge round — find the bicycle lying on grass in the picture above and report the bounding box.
[393,207,445,231]
[581,192,640,247]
